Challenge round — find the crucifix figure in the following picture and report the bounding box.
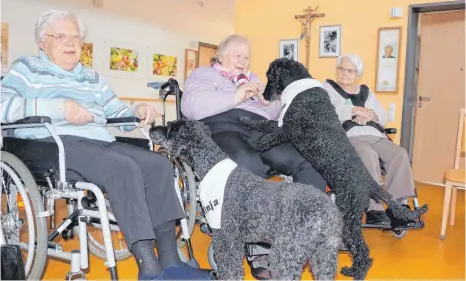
[295,6,325,69]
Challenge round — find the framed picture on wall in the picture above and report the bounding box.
[103,40,145,79]
[79,37,104,71]
[1,22,9,66]
[319,25,341,57]
[185,49,198,79]
[152,53,178,77]
[375,26,402,93]
[279,39,299,61]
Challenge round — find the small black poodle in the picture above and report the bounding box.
[150,120,343,280]
[239,58,428,280]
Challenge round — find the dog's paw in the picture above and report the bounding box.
[340,266,355,277]
[247,139,268,152]
[417,204,429,215]
[238,116,257,129]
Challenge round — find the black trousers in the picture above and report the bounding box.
[201,109,327,191]
[41,135,184,248]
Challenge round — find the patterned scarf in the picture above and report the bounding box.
[211,61,251,87]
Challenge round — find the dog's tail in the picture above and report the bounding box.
[369,183,428,221]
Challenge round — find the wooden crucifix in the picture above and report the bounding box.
[295,6,325,69]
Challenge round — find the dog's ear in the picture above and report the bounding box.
[149,125,169,147]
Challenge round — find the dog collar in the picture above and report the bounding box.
[278,78,324,127]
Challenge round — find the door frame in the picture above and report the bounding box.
[401,0,465,161]
[197,42,218,66]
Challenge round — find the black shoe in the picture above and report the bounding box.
[248,255,272,280]
[366,210,391,225]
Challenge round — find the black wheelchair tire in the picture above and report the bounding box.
[1,151,48,280]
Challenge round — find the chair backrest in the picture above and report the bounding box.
[453,108,466,169]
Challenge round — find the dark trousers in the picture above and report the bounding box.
[41,135,184,248]
[202,109,327,191]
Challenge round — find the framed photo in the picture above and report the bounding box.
[375,27,402,93]
[279,39,299,61]
[103,40,145,79]
[184,49,198,79]
[319,25,341,57]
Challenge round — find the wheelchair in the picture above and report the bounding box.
[149,78,427,273]
[1,109,197,279]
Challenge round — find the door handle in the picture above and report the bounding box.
[418,96,431,102]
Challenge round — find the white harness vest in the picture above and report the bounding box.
[277,78,325,127]
[198,158,238,229]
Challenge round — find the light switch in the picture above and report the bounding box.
[388,103,395,122]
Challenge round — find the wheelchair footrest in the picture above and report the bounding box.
[384,220,425,232]
[246,242,271,256]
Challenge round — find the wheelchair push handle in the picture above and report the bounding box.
[147,78,183,123]
[147,78,181,102]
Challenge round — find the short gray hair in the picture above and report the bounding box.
[35,9,85,44]
[336,54,364,76]
[214,34,250,63]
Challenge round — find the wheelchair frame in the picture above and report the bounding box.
[1,115,195,280]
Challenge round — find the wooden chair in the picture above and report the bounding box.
[440,108,466,239]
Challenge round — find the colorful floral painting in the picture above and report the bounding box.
[80,43,93,68]
[153,54,177,77]
[1,22,9,66]
[110,47,139,72]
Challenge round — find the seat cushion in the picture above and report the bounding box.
[2,137,59,185]
[445,169,466,183]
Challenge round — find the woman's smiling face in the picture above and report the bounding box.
[219,42,250,75]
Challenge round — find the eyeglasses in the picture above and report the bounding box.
[337,67,357,75]
[45,33,83,45]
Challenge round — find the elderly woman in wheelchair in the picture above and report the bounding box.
[324,54,417,226]
[0,9,213,281]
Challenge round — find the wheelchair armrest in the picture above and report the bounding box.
[1,116,52,126]
[106,117,141,124]
[384,128,397,134]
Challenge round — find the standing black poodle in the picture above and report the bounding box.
[239,58,428,280]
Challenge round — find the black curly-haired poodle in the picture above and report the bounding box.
[239,58,428,280]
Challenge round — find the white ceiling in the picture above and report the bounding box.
[101,0,235,22]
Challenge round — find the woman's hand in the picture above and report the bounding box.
[234,82,261,105]
[64,100,94,125]
[352,107,376,122]
[135,103,159,127]
[253,85,271,106]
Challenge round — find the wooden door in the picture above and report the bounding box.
[197,42,218,67]
[412,10,465,185]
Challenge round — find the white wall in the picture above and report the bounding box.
[1,0,234,136]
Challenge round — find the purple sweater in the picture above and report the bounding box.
[181,67,281,120]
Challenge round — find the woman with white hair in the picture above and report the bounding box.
[182,34,325,188]
[323,54,415,226]
[1,9,214,280]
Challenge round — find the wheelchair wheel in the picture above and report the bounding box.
[157,149,197,247]
[1,151,48,280]
[66,200,133,261]
[207,242,217,271]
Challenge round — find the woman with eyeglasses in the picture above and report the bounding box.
[323,54,415,226]
[1,9,214,280]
